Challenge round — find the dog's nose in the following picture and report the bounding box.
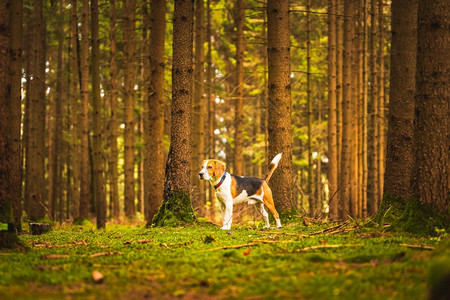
[199,172,204,179]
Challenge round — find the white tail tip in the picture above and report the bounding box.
[271,153,282,166]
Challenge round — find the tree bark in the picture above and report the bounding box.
[0,0,19,247]
[327,0,338,220]
[28,0,46,220]
[191,0,206,214]
[145,0,166,224]
[10,0,23,230]
[153,0,195,227]
[79,0,90,220]
[367,0,379,215]
[339,0,355,220]
[383,0,417,201]
[123,0,137,219]
[91,0,106,228]
[69,0,80,220]
[108,0,120,219]
[234,0,245,176]
[413,0,449,214]
[267,0,294,213]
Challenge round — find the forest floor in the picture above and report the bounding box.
[0,219,448,300]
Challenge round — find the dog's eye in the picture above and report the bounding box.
[207,166,212,169]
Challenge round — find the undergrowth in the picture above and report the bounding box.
[0,220,448,299]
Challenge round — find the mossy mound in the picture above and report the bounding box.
[376,193,449,236]
[152,190,195,227]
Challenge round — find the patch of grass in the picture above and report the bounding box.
[0,220,448,299]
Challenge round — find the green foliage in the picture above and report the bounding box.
[152,190,196,227]
[0,222,447,299]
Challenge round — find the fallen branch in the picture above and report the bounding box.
[203,240,295,252]
[294,244,364,252]
[33,241,88,248]
[90,251,123,258]
[399,243,435,251]
[41,254,70,260]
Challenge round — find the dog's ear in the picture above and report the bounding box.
[213,160,226,177]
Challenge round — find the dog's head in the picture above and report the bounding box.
[199,159,226,180]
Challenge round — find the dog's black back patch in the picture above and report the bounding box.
[231,174,264,196]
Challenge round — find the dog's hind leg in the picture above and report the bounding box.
[262,185,282,228]
[255,202,270,228]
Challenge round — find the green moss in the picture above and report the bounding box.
[376,194,449,236]
[276,208,300,223]
[152,190,195,227]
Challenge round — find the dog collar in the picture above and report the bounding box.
[214,172,227,190]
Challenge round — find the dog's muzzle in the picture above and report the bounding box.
[199,172,204,180]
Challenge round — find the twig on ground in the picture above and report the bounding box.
[90,251,123,258]
[399,243,435,250]
[293,244,364,252]
[203,239,294,252]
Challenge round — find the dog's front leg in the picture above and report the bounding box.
[221,198,233,230]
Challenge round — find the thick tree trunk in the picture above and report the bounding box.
[383,0,417,201]
[145,0,166,224]
[413,0,449,214]
[153,0,195,227]
[267,0,294,213]
[0,0,19,247]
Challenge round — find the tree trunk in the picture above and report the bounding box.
[91,0,106,229]
[367,0,379,215]
[206,0,215,219]
[0,0,19,247]
[69,0,80,220]
[145,0,166,224]
[377,0,385,204]
[339,0,354,220]
[350,2,360,217]
[413,0,449,215]
[306,0,315,216]
[28,0,46,221]
[79,0,90,220]
[327,0,339,220]
[49,0,64,221]
[108,0,120,219]
[383,0,416,201]
[191,0,206,214]
[234,0,245,176]
[10,0,23,230]
[267,0,295,213]
[123,0,137,219]
[153,0,195,227]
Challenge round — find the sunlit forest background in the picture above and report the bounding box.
[2,0,448,230]
[5,0,390,225]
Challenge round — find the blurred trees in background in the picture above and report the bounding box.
[1,0,447,229]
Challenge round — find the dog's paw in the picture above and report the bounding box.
[220,226,231,230]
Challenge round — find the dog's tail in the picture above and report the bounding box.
[264,153,282,183]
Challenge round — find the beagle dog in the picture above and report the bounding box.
[199,153,283,230]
